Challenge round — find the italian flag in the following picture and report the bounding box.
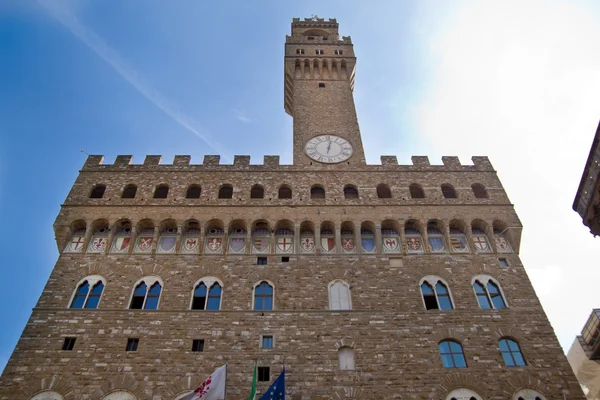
[180,364,227,400]
[248,363,257,400]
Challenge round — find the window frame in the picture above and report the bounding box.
[121,184,137,199]
[218,184,233,199]
[126,338,139,352]
[252,280,275,311]
[328,279,352,310]
[62,337,76,351]
[68,275,106,309]
[89,184,107,199]
[192,339,205,352]
[261,334,274,349]
[185,184,202,199]
[419,276,454,311]
[128,276,163,310]
[438,340,467,368]
[338,346,356,370]
[499,338,526,367]
[257,366,270,382]
[190,277,223,311]
[153,184,169,199]
[471,275,508,309]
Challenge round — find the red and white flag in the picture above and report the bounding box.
[180,365,227,400]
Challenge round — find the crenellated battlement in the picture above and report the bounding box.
[81,154,495,172]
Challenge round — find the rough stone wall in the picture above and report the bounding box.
[0,158,586,399]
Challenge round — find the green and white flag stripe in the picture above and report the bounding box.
[248,363,257,400]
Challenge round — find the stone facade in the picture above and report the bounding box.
[0,17,585,400]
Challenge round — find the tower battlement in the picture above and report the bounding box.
[81,154,495,171]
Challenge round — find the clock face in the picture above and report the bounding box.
[304,135,353,164]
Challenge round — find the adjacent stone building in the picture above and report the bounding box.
[567,309,600,400]
[0,17,586,400]
[574,120,600,235]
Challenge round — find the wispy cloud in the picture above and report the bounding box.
[233,109,252,123]
[37,0,234,161]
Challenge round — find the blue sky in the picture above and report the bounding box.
[1,0,600,373]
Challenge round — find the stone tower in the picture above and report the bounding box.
[0,17,586,400]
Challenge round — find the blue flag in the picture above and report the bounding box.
[258,368,285,400]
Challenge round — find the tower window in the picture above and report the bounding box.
[335,50,344,55]
[262,335,274,349]
[257,257,267,265]
[409,183,425,198]
[218,184,233,199]
[192,339,204,352]
[319,83,326,88]
[186,185,201,199]
[439,340,466,368]
[498,258,509,268]
[126,338,139,352]
[315,49,324,55]
[62,337,76,351]
[122,184,137,199]
[153,184,169,199]
[90,184,106,199]
[296,49,305,55]
[258,366,270,381]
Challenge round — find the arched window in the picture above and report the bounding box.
[192,279,222,310]
[409,183,425,198]
[446,389,483,400]
[250,185,264,199]
[121,184,137,199]
[420,278,453,310]
[278,185,292,199]
[311,185,325,199]
[153,184,169,199]
[186,185,201,199]
[338,347,355,370]
[441,184,457,199]
[473,276,507,309]
[329,280,351,310]
[343,185,358,199]
[499,338,526,366]
[472,183,488,199]
[70,277,105,309]
[101,391,138,400]
[513,389,546,400]
[218,184,233,199]
[130,278,162,310]
[376,184,392,198]
[439,340,466,368]
[253,281,273,311]
[90,184,106,199]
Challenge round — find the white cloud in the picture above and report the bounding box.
[412,0,600,350]
[36,0,234,161]
[233,109,252,123]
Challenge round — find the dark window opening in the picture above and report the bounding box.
[258,366,270,382]
[62,337,76,351]
[498,258,509,268]
[262,335,273,349]
[278,186,292,199]
[311,186,325,199]
[122,184,137,199]
[344,185,359,199]
[126,338,139,352]
[472,183,488,199]
[282,256,289,263]
[192,339,205,352]
[250,185,264,199]
[192,283,207,310]
[441,184,457,199]
[154,185,169,199]
[257,257,268,265]
[186,185,201,199]
[409,184,425,198]
[421,283,439,310]
[319,82,326,88]
[218,185,233,199]
[376,184,392,199]
[90,185,106,199]
[130,282,147,309]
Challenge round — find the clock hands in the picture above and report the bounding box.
[326,141,332,154]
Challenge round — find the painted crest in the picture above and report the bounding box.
[495,236,512,253]
[450,236,468,252]
[206,237,223,253]
[182,237,199,253]
[158,236,176,253]
[252,237,269,253]
[473,236,490,252]
[361,237,375,252]
[383,237,399,252]
[137,237,153,251]
[300,237,315,252]
[321,237,335,252]
[341,238,355,252]
[428,237,445,252]
[88,237,107,253]
[276,236,294,253]
[67,236,85,252]
[406,237,423,252]
[229,237,246,253]
[112,236,131,252]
